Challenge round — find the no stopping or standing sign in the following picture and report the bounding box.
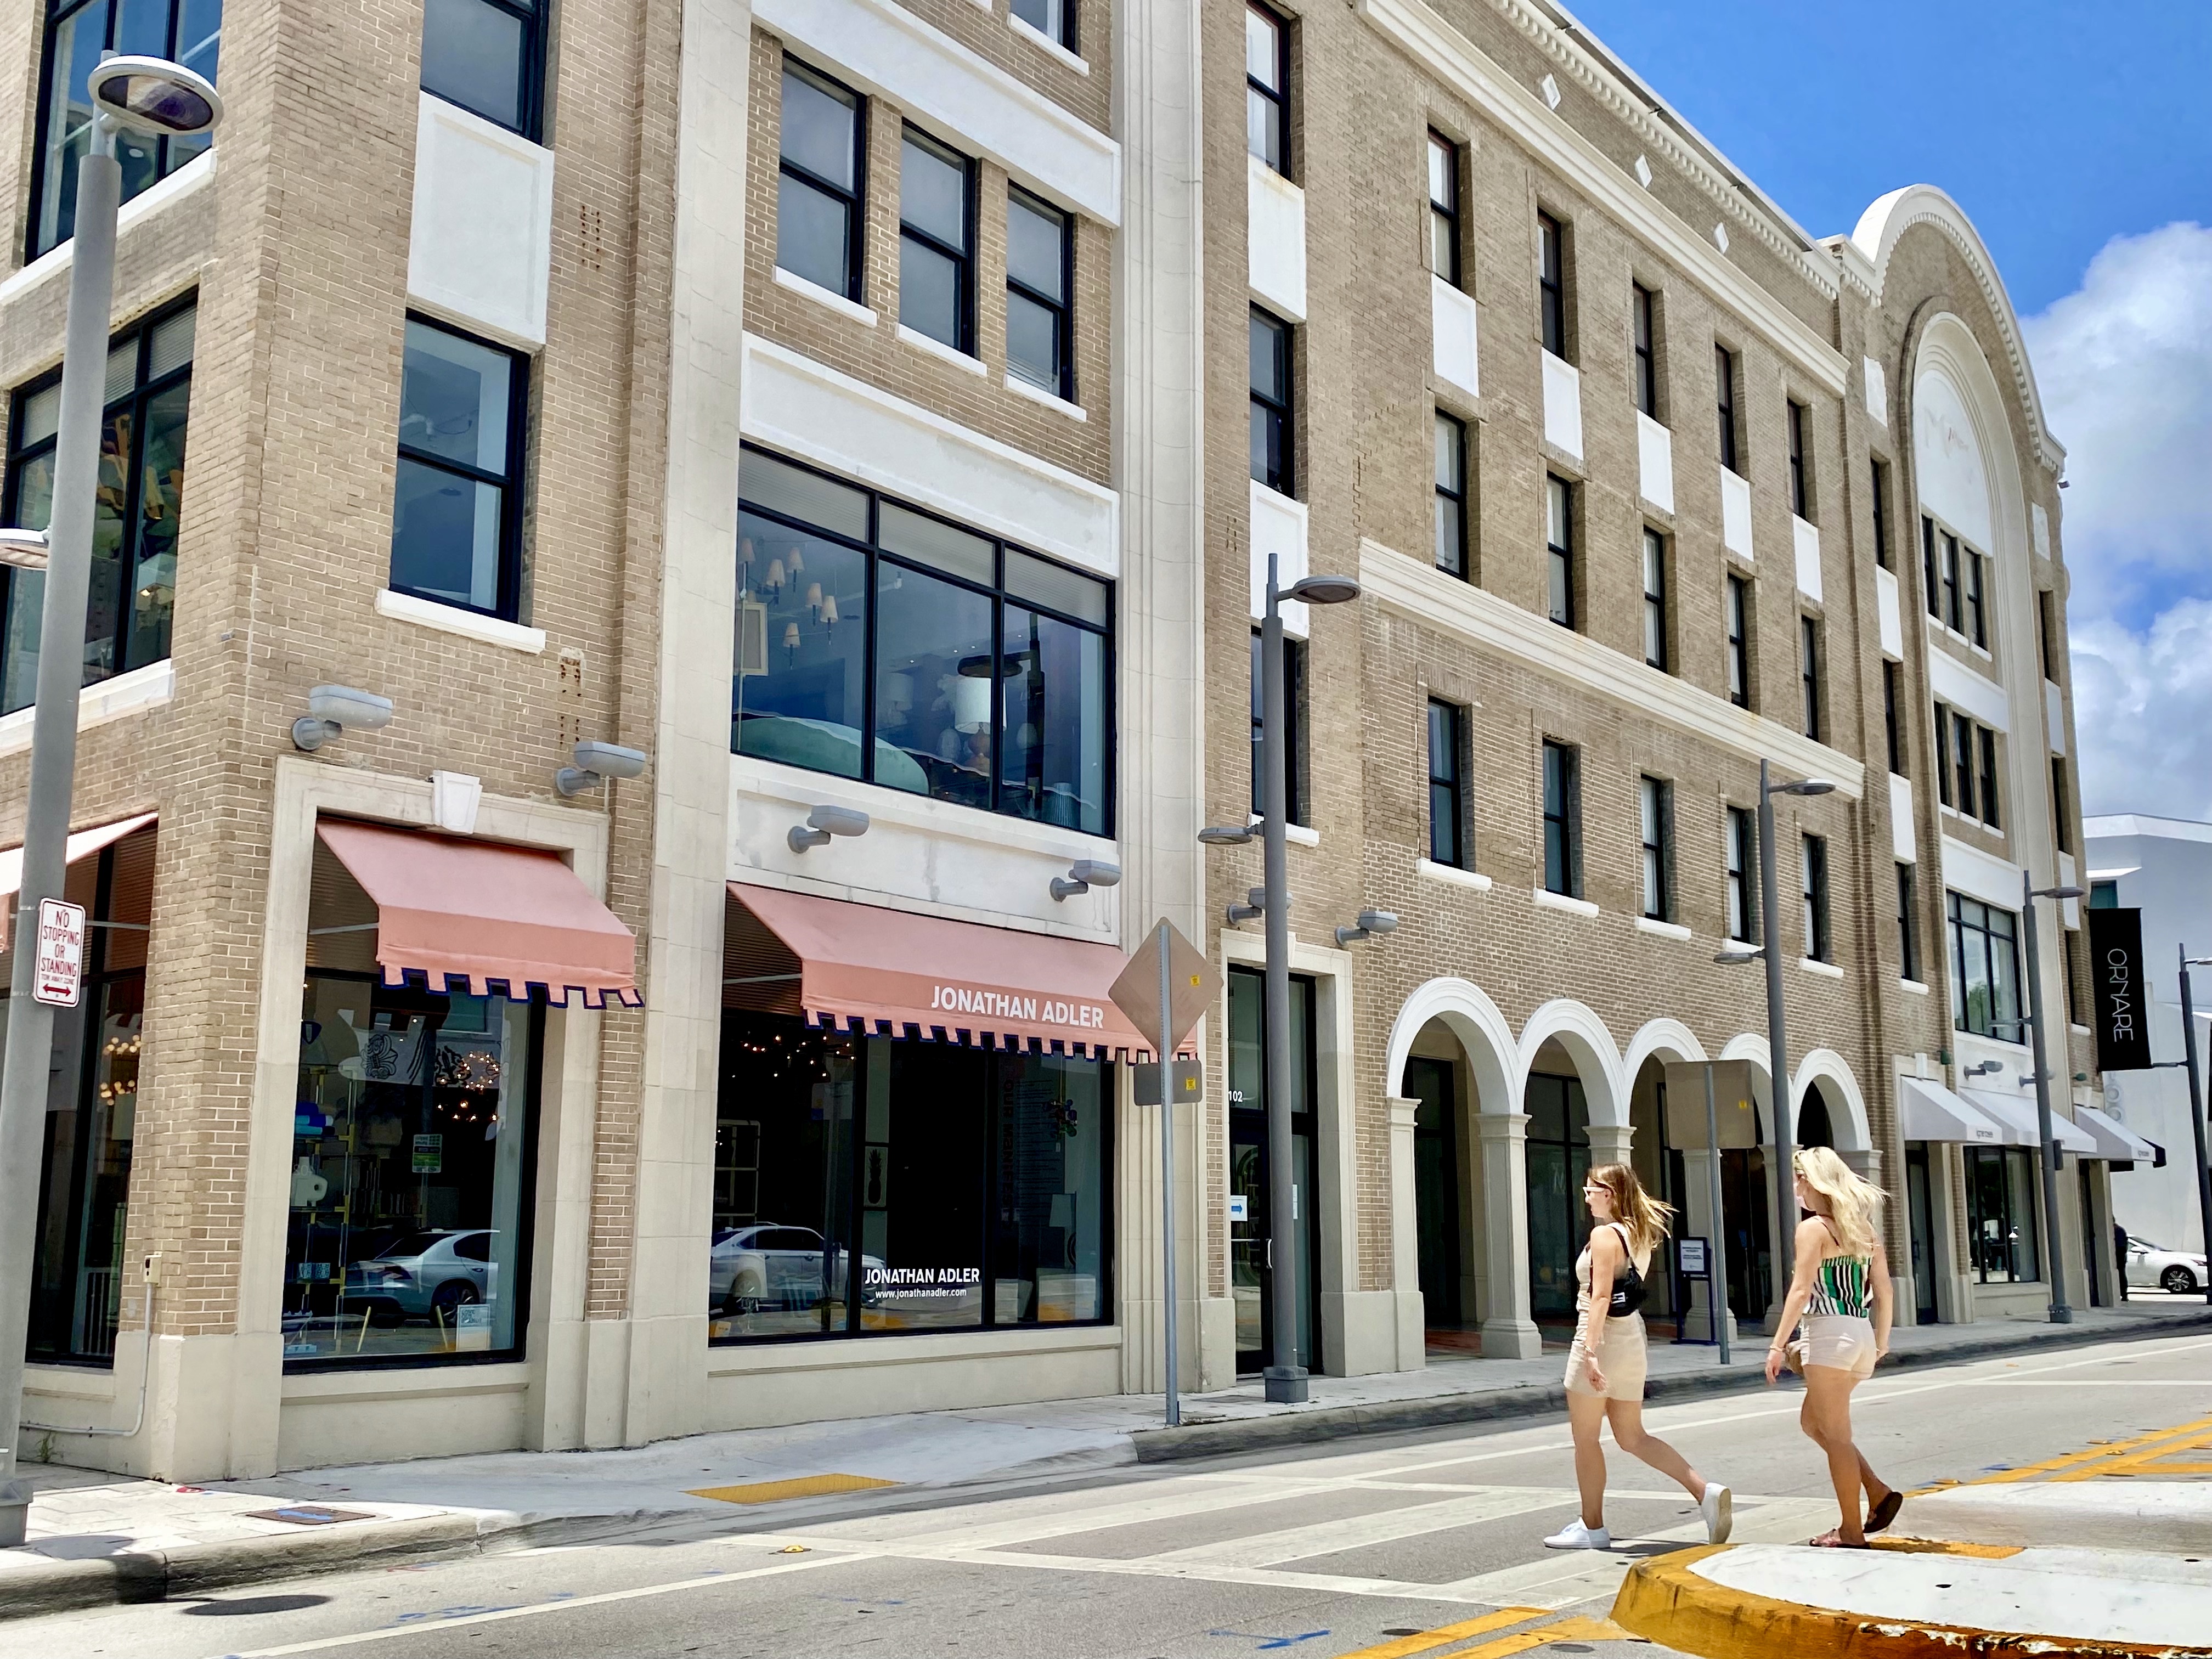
[32,896,87,1007]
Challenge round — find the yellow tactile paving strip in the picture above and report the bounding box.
[686,1473,900,1505]
[1333,1610,1630,1659]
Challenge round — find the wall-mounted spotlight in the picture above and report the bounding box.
[0,527,50,571]
[1962,1059,2004,1079]
[1050,859,1122,902]
[1198,823,1257,847]
[1226,885,1271,925]
[292,685,394,752]
[789,804,870,853]
[1714,944,1764,966]
[1335,910,1398,947]
[556,740,648,797]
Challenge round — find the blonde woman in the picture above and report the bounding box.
[1763,1146,1903,1548]
[1544,1164,1733,1550]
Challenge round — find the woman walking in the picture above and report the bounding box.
[1764,1146,1903,1547]
[1545,1164,1732,1550]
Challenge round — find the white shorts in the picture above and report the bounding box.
[1803,1313,1878,1379]
[1564,1313,1648,1401]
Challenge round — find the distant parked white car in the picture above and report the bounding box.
[708,1225,882,1314]
[2124,1236,2208,1295]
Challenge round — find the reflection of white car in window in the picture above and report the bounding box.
[2124,1237,2208,1294]
[708,1226,879,1313]
[342,1229,497,1324]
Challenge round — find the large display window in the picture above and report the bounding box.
[710,1011,1110,1342]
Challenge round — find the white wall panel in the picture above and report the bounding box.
[1720,467,1754,560]
[1541,354,1582,460]
[1929,647,2008,732]
[1891,772,1916,863]
[1248,155,1307,321]
[1636,413,1673,514]
[1877,566,1903,659]
[1250,481,1310,639]
[2046,680,2066,755]
[407,94,555,350]
[1793,515,1822,603]
[1431,275,1479,399]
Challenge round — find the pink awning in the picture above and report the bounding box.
[727,881,1149,1056]
[319,820,640,1008]
[0,811,158,949]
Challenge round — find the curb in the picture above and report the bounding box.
[1130,1308,2212,1464]
[1610,1543,2212,1659]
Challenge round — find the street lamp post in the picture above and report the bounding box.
[1202,554,1357,1406]
[2177,951,2212,1305]
[1716,760,1832,1310]
[0,57,222,1549]
[2019,873,2086,1324]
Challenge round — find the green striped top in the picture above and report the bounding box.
[1809,1250,1875,1319]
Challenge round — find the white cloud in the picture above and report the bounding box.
[2023,222,2212,816]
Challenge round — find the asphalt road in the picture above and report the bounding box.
[12,1329,2211,1659]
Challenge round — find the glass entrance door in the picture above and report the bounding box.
[1228,967,1319,1375]
[1406,1056,1462,1329]
[1525,1073,1590,1323]
[1719,1147,1772,1321]
[1906,1143,1938,1323]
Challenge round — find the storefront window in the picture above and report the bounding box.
[1948,891,2022,1040]
[1966,1146,2041,1284]
[1525,1072,1591,1321]
[285,974,538,1367]
[710,1010,1109,1342]
[735,447,1113,836]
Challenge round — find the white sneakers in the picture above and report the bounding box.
[1700,1482,1734,1544]
[1542,1519,1611,1550]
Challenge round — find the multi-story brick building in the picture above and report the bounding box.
[1,0,2112,1482]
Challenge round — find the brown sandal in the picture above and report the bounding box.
[1866,1489,1903,1534]
[1809,1530,1871,1549]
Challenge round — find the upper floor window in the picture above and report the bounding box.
[1871,459,1892,569]
[30,0,222,259]
[1639,775,1673,923]
[1245,3,1288,175]
[1715,344,1740,475]
[2038,590,2059,682]
[1799,614,1822,742]
[1725,805,1759,944]
[1641,528,1668,671]
[2051,756,2073,854]
[421,0,543,138]
[1427,131,1461,286]
[1897,862,1920,983]
[777,61,865,302]
[737,447,1113,836]
[1923,516,1989,648]
[1883,661,1904,776]
[1250,307,1293,494]
[1006,187,1073,400]
[1542,738,1580,897]
[1537,212,1567,360]
[390,316,528,619]
[1434,411,1468,577]
[1012,0,1075,51]
[1429,698,1467,868]
[1724,572,1752,709]
[1933,701,2002,831]
[900,127,975,354]
[1802,832,1831,961]
[1250,629,1308,827]
[1786,399,1811,519]
[1948,891,2022,1040]
[3,297,196,713]
[1632,284,1658,418]
[1545,474,1575,629]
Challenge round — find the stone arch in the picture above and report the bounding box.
[1620,1018,1707,1087]
[1793,1049,1872,1153]
[1385,977,1518,1114]
[1719,1032,1775,1139]
[1517,1000,1627,1128]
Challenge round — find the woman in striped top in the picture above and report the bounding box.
[1764,1147,1901,1547]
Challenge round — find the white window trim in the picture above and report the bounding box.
[1417,858,1492,891]
[1532,887,1598,917]
[377,588,547,654]
[773,264,878,327]
[1635,916,1691,941]
[0,660,174,759]
[1003,371,1087,420]
[898,324,989,375]
[1008,11,1090,75]
[1900,978,1932,995]
[1798,957,1846,979]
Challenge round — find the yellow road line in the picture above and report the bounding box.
[1329,1606,1550,1659]
[687,1472,899,1504]
[1449,1615,1628,1657]
[1955,1412,2212,1485]
[2053,1430,2212,1483]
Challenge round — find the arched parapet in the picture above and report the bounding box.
[1385,977,1519,1113]
[1517,1000,1627,1128]
[1792,1049,1872,1153]
[1621,1018,1707,1088]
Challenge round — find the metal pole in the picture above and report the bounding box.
[2021,872,2070,1323]
[0,134,121,1548]
[1759,760,1796,1312]
[1261,555,1305,1403]
[1156,920,1180,1426]
[2179,949,2212,1303]
[1704,1064,1731,1366]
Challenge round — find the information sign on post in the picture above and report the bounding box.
[31,898,86,1008]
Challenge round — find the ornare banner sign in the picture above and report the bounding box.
[2087,906,2153,1074]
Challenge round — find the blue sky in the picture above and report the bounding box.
[1565,0,2212,316]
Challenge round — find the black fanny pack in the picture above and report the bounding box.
[1604,1226,1649,1317]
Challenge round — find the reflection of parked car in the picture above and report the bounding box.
[708,1225,880,1313]
[343,1229,495,1324]
[2124,1236,2208,1294]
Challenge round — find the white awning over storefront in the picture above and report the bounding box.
[2072,1102,2158,1163]
[1962,1089,2098,1155]
[1899,1076,2005,1146]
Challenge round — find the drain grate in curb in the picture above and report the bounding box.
[240,1505,375,1526]
[688,1474,899,1505]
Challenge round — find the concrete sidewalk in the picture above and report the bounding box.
[4,1296,2207,1621]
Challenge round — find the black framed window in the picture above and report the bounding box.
[1799,614,1821,741]
[29,0,221,260]
[1012,0,1076,50]
[1871,459,1892,569]
[1922,516,1940,619]
[1538,212,1567,360]
[421,0,542,138]
[1724,573,1751,709]
[390,315,528,620]
[1726,805,1759,944]
[1933,700,1953,808]
[1632,283,1658,417]
[1427,130,1461,286]
[1965,1147,2040,1283]
[1640,775,1673,922]
[3,296,196,714]
[1640,528,1668,670]
[2064,928,2084,1025]
[1951,709,1978,820]
[1429,698,1467,868]
[1941,530,1963,633]
[1434,411,1468,577]
[1715,345,1739,474]
[900,127,976,354]
[777,60,865,302]
[1948,890,2022,1040]
[1884,661,1904,775]
[1245,3,1288,174]
[1802,833,1830,961]
[1542,738,1579,897]
[2051,757,2072,854]
[1786,399,1810,519]
[736,446,1113,836]
[1964,546,1987,648]
[1006,187,1073,399]
[2038,590,2058,681]
[1250,307,1293,494]
[1978,727,2001,829]
[1897,862,1919,982]
[1545,474,1575,629]
[1250,629,1307,827]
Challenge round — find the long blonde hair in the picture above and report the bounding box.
[1795,1146,1884,1255]
[1588,1163,1673,1259]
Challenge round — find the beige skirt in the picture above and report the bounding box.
[1564,1312,1649,1401]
